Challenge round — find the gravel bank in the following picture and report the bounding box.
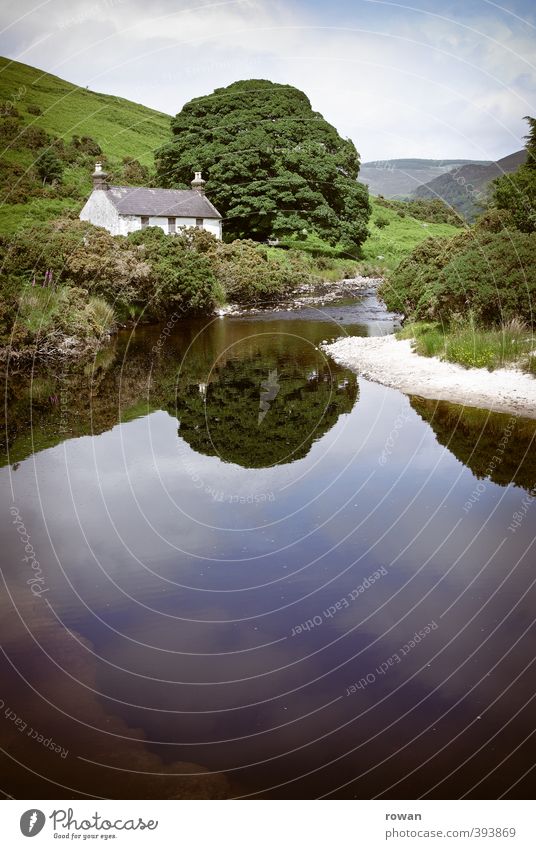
[322,334,536,420]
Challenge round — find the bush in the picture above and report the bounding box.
[374,214,390,229]
[381,229,536,325]
[210,239,309,305]
[27,104,42,116]
[127,227,221,316]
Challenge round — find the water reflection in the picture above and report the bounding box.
[1,302,535,800]
[411,397,536,492]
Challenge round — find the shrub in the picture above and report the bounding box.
[210,239,309,305]
[36,148,63,185]
[374,214,390,229]
[381,229,536,325]
[27,104,42,116]
[127,226,221,316]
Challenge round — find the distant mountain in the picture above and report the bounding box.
[358,158,490,198]
[413,150,527,221]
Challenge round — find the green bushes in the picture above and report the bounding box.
[374,196,463,226]
[0,219,317,356]
[210,239,310,305]
[374,214,390,229]
[127,227,221,316]
[380,228,536,325]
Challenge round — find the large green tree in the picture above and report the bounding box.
[156,79,370,251]
[492,116,536,232]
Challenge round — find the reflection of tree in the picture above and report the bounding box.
[1,321,359,470]
[411,397,536,492]
[173,353,358,468]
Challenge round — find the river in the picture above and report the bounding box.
[1,293,535,799]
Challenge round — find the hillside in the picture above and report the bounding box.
[0,56,171,232]
[413,150,527,220]
[360,197,463,271]
[359,158,490,198]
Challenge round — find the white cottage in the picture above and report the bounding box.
[79,164,222,238]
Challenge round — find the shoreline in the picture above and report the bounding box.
[322,334,536,420]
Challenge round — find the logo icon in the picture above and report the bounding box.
[20,810,46,837]
[258,369,280,424]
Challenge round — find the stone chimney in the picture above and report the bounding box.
[92,162,109,191]
[191,171,206,194]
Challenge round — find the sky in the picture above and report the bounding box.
[0,0,535,161]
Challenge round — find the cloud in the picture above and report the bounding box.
[0,0,533,160]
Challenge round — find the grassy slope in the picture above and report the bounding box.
[0,56,171,232]
[361,198,463,271]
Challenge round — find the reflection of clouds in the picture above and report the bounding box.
[2,349,536,796]
[0,582,233,797]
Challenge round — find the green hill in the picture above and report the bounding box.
[0,56,171,232]
[360,197,464,271]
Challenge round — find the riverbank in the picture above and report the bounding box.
[322,334,536,419]
[217,275,382,316]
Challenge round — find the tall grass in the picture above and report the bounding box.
[397,318,536,373]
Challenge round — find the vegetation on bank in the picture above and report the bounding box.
[359,197,463,273]
[397,318,535,373]
[381,117,536,373]
[0,221,318,357]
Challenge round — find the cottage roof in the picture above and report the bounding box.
[106,186,222,219]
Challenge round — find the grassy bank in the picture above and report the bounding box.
[397,319,536,374]
[360,198,464,273]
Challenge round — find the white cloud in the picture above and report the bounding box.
[0,0,533,160]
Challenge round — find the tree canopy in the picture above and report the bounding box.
[492,116,536,232]
[156,79,370,251]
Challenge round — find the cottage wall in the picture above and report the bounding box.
[80,192,222,239]
[118,215,222,238]
[79,191,122,235]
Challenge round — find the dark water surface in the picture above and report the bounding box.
[1,297,535,799]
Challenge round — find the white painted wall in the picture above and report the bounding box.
[80,191,222,239]
[79,190,122,235]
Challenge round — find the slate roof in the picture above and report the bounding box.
[106,186,222,219]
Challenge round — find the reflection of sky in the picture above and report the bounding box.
[2,361,536,796]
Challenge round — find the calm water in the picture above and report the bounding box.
[1,295,535,800]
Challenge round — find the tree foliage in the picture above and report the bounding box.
[156,79,370,251]
[36,148,63,185]
[491,116,536,232]
[380,226,536,325]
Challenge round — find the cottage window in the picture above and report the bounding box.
[167,217,176,234]
[195,218,203,228]
[141,216,149,229]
